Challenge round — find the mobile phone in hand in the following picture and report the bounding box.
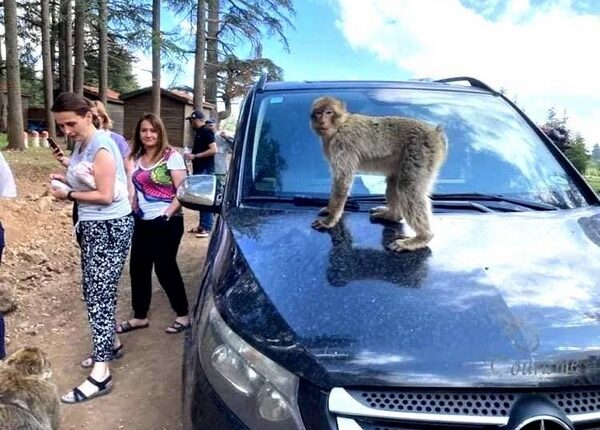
[47,137,63,156]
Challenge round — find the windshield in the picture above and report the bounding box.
[241,87,587,209]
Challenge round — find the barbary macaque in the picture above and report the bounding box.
[0,347,60,430]
[310,96,447,252]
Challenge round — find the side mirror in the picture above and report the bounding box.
[177,174,223,213]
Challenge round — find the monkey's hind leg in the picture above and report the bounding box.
[370,176,403,222]
[388,189,433,252]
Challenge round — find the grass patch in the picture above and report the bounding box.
[1,136,60,188]
[584,175,600,193]
[0,133,7,149]
[3,147,58,168]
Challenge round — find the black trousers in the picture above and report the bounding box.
[0,221,4,265]
[129,215,188,319]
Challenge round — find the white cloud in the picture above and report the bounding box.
[132,52,195,89]
[132,54,153,88]
[335,0,600,145]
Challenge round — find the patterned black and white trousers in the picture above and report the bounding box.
[79,214,133,362]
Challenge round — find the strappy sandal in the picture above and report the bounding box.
[61,375,113,404]
[116,320,149,334]
[165,320,189,334]
[80,344,124,368]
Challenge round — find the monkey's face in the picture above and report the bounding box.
[311,97,348,136]
[5,347,52,379]
[312,106,337,132]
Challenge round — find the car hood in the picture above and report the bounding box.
[213,205,600,389]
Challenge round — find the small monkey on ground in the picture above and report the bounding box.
[0,347,60,430]
[310,96,447,252]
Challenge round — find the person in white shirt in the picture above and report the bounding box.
[0,151,16,359]
[0,152,17,198]
[0,151,16,268]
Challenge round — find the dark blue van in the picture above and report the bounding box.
[178,76,600,430]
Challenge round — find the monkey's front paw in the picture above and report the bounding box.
[311,217,337,230]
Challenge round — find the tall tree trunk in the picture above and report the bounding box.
[73,0,86,95]
[57,0,73,92]
[58,8,66,91]
[193,0,206,110]
[0,37,7,133]
[3,0,25,150]
[98,0,108,103]
[60,0,73,92]
[42,0,56,137]
[205,0,219,112]
[152,0,161,115]
[50,0,58,80]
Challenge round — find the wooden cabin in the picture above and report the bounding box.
[83,85,125,134]
[120,87,215,148]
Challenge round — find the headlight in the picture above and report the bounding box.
[198,293,306,430]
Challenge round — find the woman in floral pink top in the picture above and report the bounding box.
[116,113,190,335]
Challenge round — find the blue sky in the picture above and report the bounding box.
[248,0,408,82]
[135,0,600,146]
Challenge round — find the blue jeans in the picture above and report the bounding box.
[194,167,214,231]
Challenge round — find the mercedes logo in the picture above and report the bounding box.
[515,415,572,430]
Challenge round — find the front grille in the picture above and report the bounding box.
[357,423,483,430]
[356,390,514,417]
[350,388,600,418]
[330,387,600,430]
[338,416,490,430]
[549,391,600,415]
[355,421,600,430]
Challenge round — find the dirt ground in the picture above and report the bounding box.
[0,147,207,429]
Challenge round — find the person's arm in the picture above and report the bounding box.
[123,156,135,206]
[50,149,116,204]
[185,136,201,161]
[194,142,217,159]
[51,147,70,167]
[163,169,187,218]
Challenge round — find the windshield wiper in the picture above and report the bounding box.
[431,193,559,211]
[244,195,362,211]
[293,195,362,211]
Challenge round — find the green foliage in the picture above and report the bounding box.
[20,64,44,107]
[165,0,294,96]
[15,0,42,67]
[83,37,140,94]
[0,134,8,149]
[585,162,600,193]
[592,144,600,162]
[545,106,569,129]
[221,56,283,101]
[584,175,600,193]
[215,55,283,120]
[564,134,590,173]
[586,162,600,177]
[219,0,295,57]
[542,107,592,172]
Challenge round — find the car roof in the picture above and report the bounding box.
[259,78,496,95]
